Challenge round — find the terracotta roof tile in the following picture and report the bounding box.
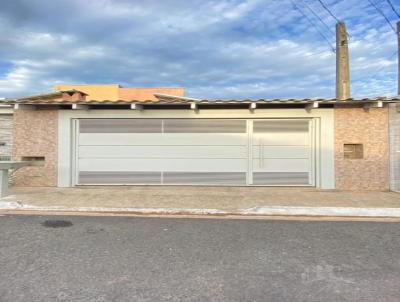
[0,91,399,106]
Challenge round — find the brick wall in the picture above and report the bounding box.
[12,109,58,186]
[0,114,13,159]
[335,106,389,191]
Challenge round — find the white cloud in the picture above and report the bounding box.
[0,0,397,98]
[0,66,37,94]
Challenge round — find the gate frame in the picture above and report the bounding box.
[58,109,334,189]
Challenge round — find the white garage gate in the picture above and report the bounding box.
[75,118,315,186]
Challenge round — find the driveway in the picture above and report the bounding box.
[0,215,399,301]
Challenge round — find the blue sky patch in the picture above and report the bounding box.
[0,0,398,99]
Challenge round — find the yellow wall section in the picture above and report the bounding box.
[53,84,120,101]
[54,85,185,101]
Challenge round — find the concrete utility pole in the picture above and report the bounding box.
[397,21,400,95]
[336,22,350,100]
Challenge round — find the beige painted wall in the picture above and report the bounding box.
[334,106,389,191]
[12,109,58,186]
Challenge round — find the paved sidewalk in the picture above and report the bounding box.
[1,186,400,217]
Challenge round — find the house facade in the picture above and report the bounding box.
[2,85,400,191]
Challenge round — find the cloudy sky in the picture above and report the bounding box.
[0,0,398,99]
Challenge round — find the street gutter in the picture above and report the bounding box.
[1,209,400,222]
[1,202,400,220]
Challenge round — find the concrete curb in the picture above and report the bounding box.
[1,201,400,218]
[241,206,400,217]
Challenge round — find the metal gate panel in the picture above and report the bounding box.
[253,119,309,132]
[252,159,311,172]
[251,119,314,186]
[79,145,247,159]
[252,146,309,159]
[79,171,161,185]
[78,158,247,172]
[75,118,316,186]
[253,172,310,185]
[163,119,246,133]
[163,172,246,185]
[76,119,248,185]
[79,133,248,146]
[79,119,162,133]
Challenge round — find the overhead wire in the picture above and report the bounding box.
[294,0,397,87]
[315,0,352,38]
[386,0,400,19]
[290,0,336,53]
[369,50,398,79]
[316,0,341,23]
[368,0,396,33]
[300,0,335,36]
[302,49,334,57]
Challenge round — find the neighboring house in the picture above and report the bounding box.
[0,104,13,160]
[1,85,400,191]
[52,84,185,101]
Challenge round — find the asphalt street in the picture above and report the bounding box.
[0,215,399,302]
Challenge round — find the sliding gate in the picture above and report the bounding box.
[74,118,315,186]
